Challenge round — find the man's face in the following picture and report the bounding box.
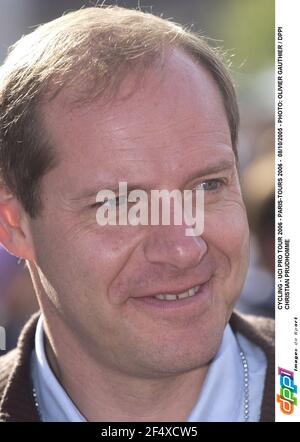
[29,50,249,377]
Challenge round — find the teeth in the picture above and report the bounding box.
[154,285,200,301]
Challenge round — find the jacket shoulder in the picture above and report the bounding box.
[0,313,41,422]
[0,349,19,403]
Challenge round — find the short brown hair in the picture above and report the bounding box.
[0,6,239,217]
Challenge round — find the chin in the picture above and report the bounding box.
[142,344,221,378]
[133,318,226,378]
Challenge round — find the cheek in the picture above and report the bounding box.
[203,203,250,277]
[203,205,249,318]
[32,213,134,296]
[66,226,146,304]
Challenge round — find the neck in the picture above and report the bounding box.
[43,318,209,422]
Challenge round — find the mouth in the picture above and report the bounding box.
[153,284,200,301]
[129,280,212,312]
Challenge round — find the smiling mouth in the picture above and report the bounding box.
[130,280,211,311]
[153,285,200,301]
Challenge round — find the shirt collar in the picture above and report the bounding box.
[32,314,86,422]
[187,324,244,421]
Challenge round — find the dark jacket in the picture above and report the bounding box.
[0,311,275,422]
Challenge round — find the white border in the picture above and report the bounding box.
[275,0,300,422]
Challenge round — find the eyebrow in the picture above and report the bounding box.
[70,158,235,203]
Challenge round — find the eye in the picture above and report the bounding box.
[195,179,225,192]
[91,194,128,209]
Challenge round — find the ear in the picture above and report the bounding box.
[0,185,36,262]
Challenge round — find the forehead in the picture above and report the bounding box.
[41,49,233,192]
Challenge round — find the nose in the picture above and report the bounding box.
[143,224,208,271]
